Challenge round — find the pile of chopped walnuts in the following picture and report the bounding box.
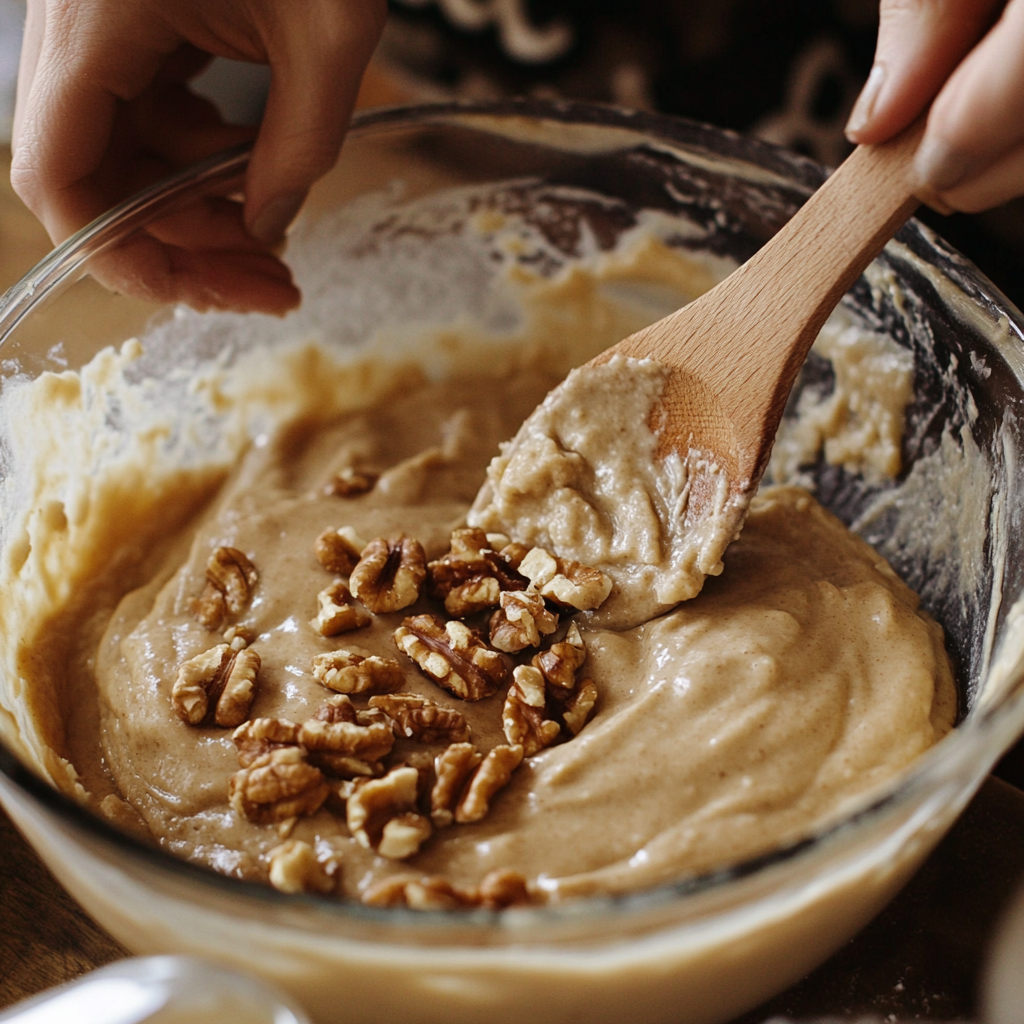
[170,502,610,909]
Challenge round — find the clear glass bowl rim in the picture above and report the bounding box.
[1,97,1023,933]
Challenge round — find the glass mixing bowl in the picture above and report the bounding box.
[1,100,1023,1024]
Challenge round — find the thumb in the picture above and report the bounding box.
[244,0,386,245]
[845,0,999,145]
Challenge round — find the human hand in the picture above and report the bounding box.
[846,0,1024,214]
[12,0,387,314]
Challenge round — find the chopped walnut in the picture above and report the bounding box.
[518,547,612,611]
[456,744,523,824]
[215,648,261,728]
[362,874,476,909]
[530,623,598,736]
[443,576,502,617]
[346,766,426,855]
[563,679,598,736]
[450,527,491,560]
[312,580,371,637]
[403,877,473,909]
[361,869,531,910]
[498,541,531,570]
[229,746,329,824]
[223,625,255,650]
[310,699,390,778]
[315,526,367,575]
[313,694,357,723]
[172,644,261,728]
[426,527,526,616]
[172,645,229,724]
[298,714,395,762]
[369,693,470,744]
[232,717,300,767]
[313,752,386,779]
[478,869,532,909]
[378,813,434,860]
[193,584,225,631]
[430,742,482,827]
[394,614,508,701]
[327,467,378,498]
[360,873,424,907]
[193,546,259,629]
[350,535,427,613]
[532,621,587,693]
[503,666,561,757]
[489,590,559,653]
[311,647,404,694]
[268,839,337,895]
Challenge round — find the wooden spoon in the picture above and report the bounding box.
[592,119,929,542]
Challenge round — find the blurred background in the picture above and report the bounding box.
[1,0,1024,312]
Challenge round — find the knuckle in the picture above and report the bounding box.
[9,143,45,211]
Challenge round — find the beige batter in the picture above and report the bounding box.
[470,355,734,629]
[95,362,956,900]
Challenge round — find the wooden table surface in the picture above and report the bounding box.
[1,143,1023,1021]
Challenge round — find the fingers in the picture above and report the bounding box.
[845,0,1000,145]
[10,1,180,241]
[130,83,256,166]
[935,141,1024,213]
[89,231,300,315]
[146,197,270,253]
[11,0,384,312]
[915,0,1024,205]
[244,0,387,244]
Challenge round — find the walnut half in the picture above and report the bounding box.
[350,535,427,613]
[532,621,587,693]
[327,467,378,498]
[369,693,470,744]
[531,622,598,737]
[362,868,531,910]
[172,644,261,728]
[193,546,258,630]
[346,766,432,859]
[312,581,371,637]
[489,589,558,653]
[298,711,395,763]
[312,648,403,695]
[268,839,338,895]
[502,665,561,756]
[426,527,527,617]
[394,614,508,701]
[518,547,612,612]
[233,717,301,767]
[305,695,393,778]
[314,526,367,575]
[229,746,329,824]
[430,742,482,827]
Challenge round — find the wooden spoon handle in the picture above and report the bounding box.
[691,119,924,407]
[612,119,926,476]
[732,117,925,372]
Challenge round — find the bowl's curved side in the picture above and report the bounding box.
[0,101,1022,1024]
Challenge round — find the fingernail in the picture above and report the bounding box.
[915,136,974,192]
[249,192,305,246]
[846,63,885,139]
